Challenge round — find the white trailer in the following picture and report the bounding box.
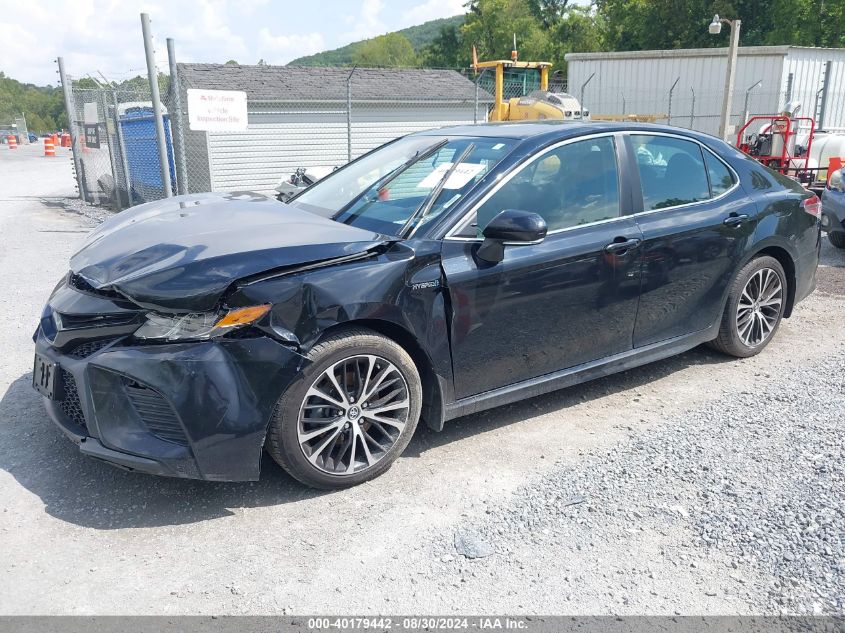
[565,46,845,138]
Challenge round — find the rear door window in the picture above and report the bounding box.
[630,135,711,210]
[703,150,736,196]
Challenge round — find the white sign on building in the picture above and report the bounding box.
[187,89,248,131]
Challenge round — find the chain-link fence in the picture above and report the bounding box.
[65,64,495,209]
[62,59,845,211]
[165,65,497,201]
[68,77,175,208]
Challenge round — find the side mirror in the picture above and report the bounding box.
[477,209,547,263]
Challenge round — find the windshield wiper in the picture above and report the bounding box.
[400,143,475,238]
[336,139,449,217]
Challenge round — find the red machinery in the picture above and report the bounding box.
[737,115,816,183]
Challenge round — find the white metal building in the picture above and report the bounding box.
[565,46,845,137]
[176,63,488,194]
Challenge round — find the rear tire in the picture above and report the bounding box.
[708,255,787,358]
[266,327,421,489]
[828,231,845,249]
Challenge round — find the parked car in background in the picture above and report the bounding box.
[822,166,845,248]
[33,122,820,489]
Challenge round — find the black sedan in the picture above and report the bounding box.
[33,122,821,489]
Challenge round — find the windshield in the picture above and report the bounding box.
[290,135,515,236]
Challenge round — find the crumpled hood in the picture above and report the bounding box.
[70,192,389,312]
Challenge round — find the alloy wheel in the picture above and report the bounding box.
[736,267,783,348]
[297,355,410,475]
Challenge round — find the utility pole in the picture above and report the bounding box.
[141,12,173,198]
[57,56,88,202]
[710,15,741,141]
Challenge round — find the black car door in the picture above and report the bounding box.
[625,133,758,347]
[440,134,644,400]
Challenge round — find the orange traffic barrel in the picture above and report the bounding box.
[7,135,17,149]
[61,133,71,147]
[44,138,55,157]
[51,133,59,148]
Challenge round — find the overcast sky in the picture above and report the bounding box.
[1,0,467,86]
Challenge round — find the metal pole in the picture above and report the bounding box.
[818,60,832,131]
[113,91,134,206]
[346,67,355,163]
[579,72,595,120]
[667,77,680,125]
[784,72,794,109]
[474,74,480,124]
[57,57,88,202]
[621,93,626,116]
[100,90,123,211]
[743,79,763,125]
[689,87,695,129]
[141,12,172,198]
[718,19,741,140]
[167,37,189,195]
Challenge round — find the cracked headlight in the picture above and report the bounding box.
[134,304,271,341]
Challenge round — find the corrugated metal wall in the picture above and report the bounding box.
[783,48,845,130]
[205,105,477,194]
[566,47,789,137]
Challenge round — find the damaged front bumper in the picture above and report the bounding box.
[34,320,305,482]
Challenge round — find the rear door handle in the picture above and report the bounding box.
[604,238,641,254]
[723,214,750,227]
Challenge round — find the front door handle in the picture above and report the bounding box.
[604,238,641,254]
[723,213,750,227]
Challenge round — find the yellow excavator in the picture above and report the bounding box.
[472,46,663,123]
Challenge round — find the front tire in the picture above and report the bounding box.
[266,328,422,489]
[828,231,845,249]
[708,255,787,358]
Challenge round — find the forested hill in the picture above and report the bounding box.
[0,72,66,133]
[287,15,464,66]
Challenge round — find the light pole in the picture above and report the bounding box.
[710,14,741,141]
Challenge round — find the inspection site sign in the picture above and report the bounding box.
[187,89,248,131]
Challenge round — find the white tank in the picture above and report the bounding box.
[810,132,845,178]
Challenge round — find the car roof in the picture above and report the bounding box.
[416,120,725,147]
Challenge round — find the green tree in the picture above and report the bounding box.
[421,24,466,68]
[594,0,845,51]
[0,71,67,133]
[352,33,418,66]
[461,0,553,63]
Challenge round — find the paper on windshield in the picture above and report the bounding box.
[417,163,485,190]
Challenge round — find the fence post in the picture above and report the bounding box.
[57,57,88,202]
[167,37,189,195]
[140,12,173,198]
[579,73,595,120]
[818,60,832,130]
[784,73,794,109]
[689,87,695,129]
[474,73,480,124]
[100,89,123,210]
[346,67,355,163]
[743,79,763,126]
[667,77,680,125]
[112,91,134,206]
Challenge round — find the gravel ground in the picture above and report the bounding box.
[0,142,843,616]
[430,350,844,615]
